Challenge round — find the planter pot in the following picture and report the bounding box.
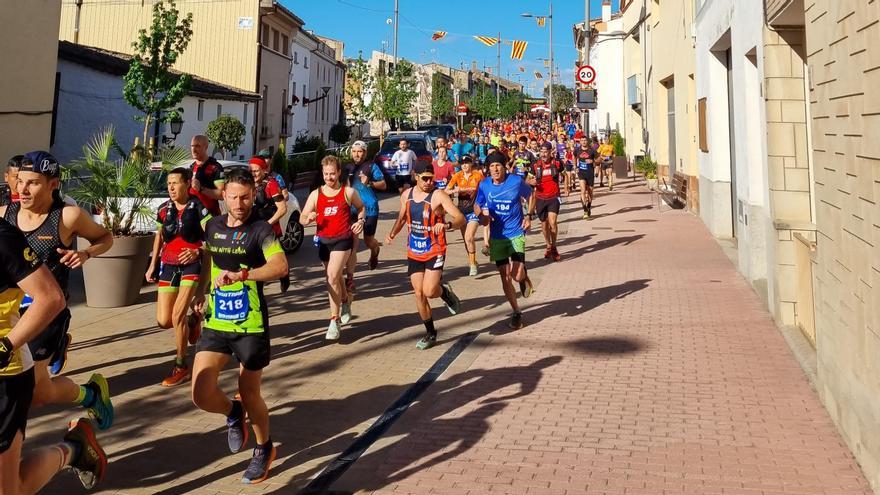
[645,178,658,191]
[80,234,153,308]
[612,156,628,179]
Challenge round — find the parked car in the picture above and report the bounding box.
[375,131,434,181]
[417,124,456,145]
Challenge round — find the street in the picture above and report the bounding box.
[28,181,870,495]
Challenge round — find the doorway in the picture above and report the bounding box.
[665,79,676,177]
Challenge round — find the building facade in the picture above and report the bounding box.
[301,32,345,145]
[256,5,303,154]
[583,1,626,139]
[620,0,647,164]
[0,0,62,163]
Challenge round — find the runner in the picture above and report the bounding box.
[576,136,598,219]
[190,168,289,484]
[300,156,366,338]
[432,146,456,190]
[563,140,576,196]
[528,143,563,262]
[384,161,465,350]
[474,151,534,330]
[598,138,615,189]
[249,156,290,293]
[445,156,486,276]
[145,167,212,387]
[450,133,474,164]
[511,136,535,178]
[390,139,418,193]
[189,135,225,216]
[0,156,21,206]
[1,151,115,430]
[343,141,386,297]
[0,217,108,493]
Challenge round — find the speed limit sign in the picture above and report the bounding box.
[576,65,596,85]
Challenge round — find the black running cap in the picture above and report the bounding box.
[484,151,507,166]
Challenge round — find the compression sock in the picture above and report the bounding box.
[175,356,186,367]
[423,318,437,337]
[228,399,244,421]
[440,285,453,306]
[74,385,96,406]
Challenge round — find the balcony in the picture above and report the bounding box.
[766,0,805,27]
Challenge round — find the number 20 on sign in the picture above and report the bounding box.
[577,65,596,85]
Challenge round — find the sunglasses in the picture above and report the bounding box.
[417,175,435,182]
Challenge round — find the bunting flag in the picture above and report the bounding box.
[519,66,525,72]
[543,59,550,67]
[534,71,543,79]
[474,35,499,47]
[536,17,546,27]
[510,39,528,60]
[431,31,447,41]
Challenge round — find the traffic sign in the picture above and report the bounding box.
[576,65,596,85]
[456,103,468,116]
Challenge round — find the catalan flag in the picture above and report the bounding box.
[473,35,499,47]
[432,31,447,41]
[510,40,528,60]
[536,17,546,27]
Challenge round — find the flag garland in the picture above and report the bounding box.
[511,40,528,60]
[432,31,447,41]
[519,66,525,72]
[534,71,543,79]
[473,35,499,46]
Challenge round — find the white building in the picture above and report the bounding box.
[289,34,312,145]
[299,31,345,145]
[52,41,259,163]
[576,0,625,139]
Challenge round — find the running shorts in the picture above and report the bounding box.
[466,212,480,223]
[396,174,414,189]
[158,262,201,293]
[363,215,378,238]
[0,368,34,453]
[565,163,574,172]
[578,169,595,187]
[490,236,526,266]
[407,254,445,275]
[196,328,270,371]
[602,159,613,170]
[24,307,72,362]
[535,197,561,222]
[318,236,354,262]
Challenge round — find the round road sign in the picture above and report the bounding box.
[576,65,596,85]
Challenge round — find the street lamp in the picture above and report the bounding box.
[522,1,553,131]
[162,115,184,146]
[303,86,332,106]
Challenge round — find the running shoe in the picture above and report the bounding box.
[64,418,107,490]
[279,275,291,293]
[543,247,552,259]
[161,365,190,387]
[241,444,276,484]
[586,204,592,218]
[416,333,437,350]
[481,245,490,257]
[49,332,72,375]
[186,313,201,346]
[84,374,113,430]
[340,302,352,325]
[609,184,613,191]
[468,264,478,277]
[508,312,523,330]
[551,247,561,262]
[227,400,249,453]
[519,278,534,299]
[369,248,380,270]
[440,283,461,315]
[582,212,590,220]
[325,318,341,341]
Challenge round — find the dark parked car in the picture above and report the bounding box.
[417,124,456,145]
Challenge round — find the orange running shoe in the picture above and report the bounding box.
[161,365,190,387]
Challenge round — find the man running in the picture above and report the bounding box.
[528,143,563,262]
[390,139,418,193]
[0,217,108,493]
[385,161,464,350]
[598,138,614,189]
[450,133,474,164]
[189,135,225,216]
[250,156,290,293]
[145,167,212,387]
[511,136,535,178]
[445,156,485,276]
[300,156,365,339]
[474,151,534,330]
[344,141,386,294]
[190,168,289,484]
[1,151,114,430]
[576,136,598,219]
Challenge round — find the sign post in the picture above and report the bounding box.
[456,103,468,130]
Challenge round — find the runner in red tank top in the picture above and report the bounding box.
[385,161,465,350]
[300,156,365,341]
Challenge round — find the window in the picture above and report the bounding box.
[197,99,204,121]
[291,82,296,99]
[281,89,288,135]
[243,103,248,125]
[216,104,222,119]
[304,56,308,68]
[698,97,708,152]
[272,29,279,52]
[261,24,269,46]
[281,35,289,56]
[261,85,268,130]
[302,84,306,100]
[293,51,298,64]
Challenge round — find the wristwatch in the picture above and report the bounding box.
[528,213,536,220]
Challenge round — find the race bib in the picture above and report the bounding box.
[213,288,249,321]
[434,179,448,189]
[398,163,410,173]
[20,294,33,310]
[492,201,513,216]
[409,234,432,255]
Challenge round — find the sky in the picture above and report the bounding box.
[282,0,620,97]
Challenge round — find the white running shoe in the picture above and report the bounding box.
[340,303,351,325]
[325,319,340,340]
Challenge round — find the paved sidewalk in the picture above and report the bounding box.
[29,180,869,494]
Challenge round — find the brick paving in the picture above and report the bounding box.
[27,179,870,494]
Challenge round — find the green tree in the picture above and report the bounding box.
[329,122,351,145]
[430,74,453,123]
[499,90,526,120]
[373,60,419,133]
[543,83,575,115]
[123,0,194,150]
[205,114,246,158]
[344,56,373,138]
[468,82,498,120]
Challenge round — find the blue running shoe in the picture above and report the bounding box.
[84,374,114,430]
[49,333,71,376]
[241,444,276,484]
[227,400,249,453]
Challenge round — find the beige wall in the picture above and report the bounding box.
[621,0,646,161]
[59,0,259,92]
[805,0,880,491]
[0,0,61,163]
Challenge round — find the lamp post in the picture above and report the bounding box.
[162,115,184,146]
[522,1,553,131]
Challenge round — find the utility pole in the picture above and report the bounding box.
[548,0,554,130]
[497,31,502,109]
[583,0,590,133]
[393,0,399,68]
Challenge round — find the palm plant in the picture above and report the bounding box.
[68,126,189,236]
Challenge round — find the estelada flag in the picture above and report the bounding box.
[536,17,546,27]
[510,40,528,60]
[474,35,499,46]
[432,31,447,41]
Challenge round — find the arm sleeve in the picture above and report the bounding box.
[0,229,42,283]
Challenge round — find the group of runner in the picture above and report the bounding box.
[0,114,618,489]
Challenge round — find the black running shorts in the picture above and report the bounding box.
[24,307,72,362]
[363,216,378,238]
[0,368,34,453]
[196,329,270,371]
[577,168,595,187]
[407,255,445,275]
[535,197,561,222]
[318,236,354,262]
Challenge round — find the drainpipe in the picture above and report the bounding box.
[73,0,83,44]
[254,9,265,154]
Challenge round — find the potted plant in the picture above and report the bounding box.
[635,154,658,190]
[68,126,189,307]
